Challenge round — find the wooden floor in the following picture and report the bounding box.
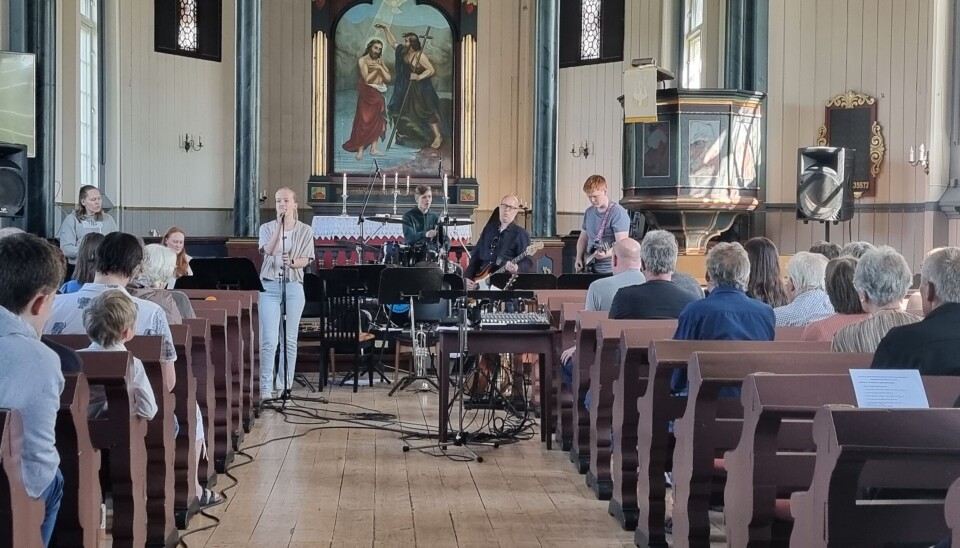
[176,379,643,548]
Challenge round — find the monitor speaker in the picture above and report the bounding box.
[0,143,27,218]
[796,146,854,222]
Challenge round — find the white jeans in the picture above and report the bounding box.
[259,279,305,394]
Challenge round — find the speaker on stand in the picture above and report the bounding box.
[0,143,27,229]
[796,146,855,242]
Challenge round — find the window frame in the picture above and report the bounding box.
[154,0,223,62]
[559,0,625,69]
[79,0,100,188]
[681,0,705,88]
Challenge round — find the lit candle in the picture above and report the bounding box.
[394,172,398,190]
[443,173,448,200]
[382,175,385,191]
[342,173,347,197]
[405,175,410,192]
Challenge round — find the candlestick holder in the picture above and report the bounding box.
[340,190,349,217]
[391,183,412,216]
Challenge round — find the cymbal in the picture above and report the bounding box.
[437,218,474,227]
[365,215,404,224]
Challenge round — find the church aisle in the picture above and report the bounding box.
[176,380,641,548]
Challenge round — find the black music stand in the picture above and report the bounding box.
[489,272,557,290]
[174,257,265,291]
[556,272,610,290]
[378,267,445,395]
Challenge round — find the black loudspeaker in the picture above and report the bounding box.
[796,147,855,222]
[0,143,27,218]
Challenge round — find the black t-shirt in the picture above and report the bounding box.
[608,279,699,320]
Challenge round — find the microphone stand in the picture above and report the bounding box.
[356,162,383,264]
[261,213,292,411]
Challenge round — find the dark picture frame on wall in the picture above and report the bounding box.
[816,90,886,198]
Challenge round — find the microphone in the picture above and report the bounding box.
[373,158,381,174]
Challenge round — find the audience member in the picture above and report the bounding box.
[832,246,918,352]
[840,240,876,259]
[0,226,24,239]
[609,230,700,319]
[584,238,645,312]
[809,240,842,260]
[774,251,834,326]
[872,247,960,374]
[744,237,789,308]
[81,290,158,419]
[0,233,65,545]
[60,232,104,294]
[162,226,193,289]
[57,185,118,264]
[801,257,869,341]
[129,244,184,324]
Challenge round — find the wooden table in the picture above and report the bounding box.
[437,328,560,448]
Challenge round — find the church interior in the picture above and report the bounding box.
[2,0,960,546]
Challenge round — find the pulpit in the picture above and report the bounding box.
[622,89,765,254]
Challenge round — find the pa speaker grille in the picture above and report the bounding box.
[0,167,25,217]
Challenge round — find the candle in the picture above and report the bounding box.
[382,175,385,191]
[909,146,916,164]
[405,175,410,192]
[342,173,347,197]
[443,173,448,200]
[394,172,398,190]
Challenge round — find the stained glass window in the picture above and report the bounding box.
[178,0,198,52]
[580,0,601,60]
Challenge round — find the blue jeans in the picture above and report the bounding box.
[40,468,63,546]
[259,279,306,394]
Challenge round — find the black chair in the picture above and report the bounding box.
[314,269,380,392]
[556,272,610,289]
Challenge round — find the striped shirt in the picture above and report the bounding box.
[258,220,316,284]
[831,309,922,353]
[801,313,870,342]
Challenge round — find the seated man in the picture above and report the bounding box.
[873,246,960,375]
[0,233,66,545]
[672,242,775,393]
[609,230,701,319]
[774,251,834,327]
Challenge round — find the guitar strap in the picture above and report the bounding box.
[592,205,614,248]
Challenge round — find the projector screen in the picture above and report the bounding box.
[0,52,36,157]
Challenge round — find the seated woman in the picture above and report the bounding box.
[129,244,189,325]
[832,246,920,352]
[802,256,870,341]
[60,232,104,294]
[57,185,118,265]
[744,237,790,308]
[162,227,192,289]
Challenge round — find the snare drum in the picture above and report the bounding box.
[381,242,402,264]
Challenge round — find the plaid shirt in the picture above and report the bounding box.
[774,289,835,327]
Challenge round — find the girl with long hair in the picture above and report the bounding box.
[744,237,789,308]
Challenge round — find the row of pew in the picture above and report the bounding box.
[535,289,960,547]
[0,289,262,547]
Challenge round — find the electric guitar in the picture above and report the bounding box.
[580,241,610,272]
[472,241,544,290]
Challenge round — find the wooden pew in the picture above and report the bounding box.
[670,351,874,547]
[190,309,234,472]
[633,339,830,547]
[192,298,245,452]
[770,326,805,341]
[0,409,44,548]
[81,351,148,548]
[586,319,676,500]
[725,373,960,547]
[546,294,586,327]
[181,290,258,432]
[51,373,99,548]
[568,310,609,471]
[51,335,178,547]
[608,328,661,530]
[553,302,587,451]
[791,407,960,547]
[182,318,217,488]
[169,324,199,528]
[948,476,960,547]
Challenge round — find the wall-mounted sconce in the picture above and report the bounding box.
[570,141,591,159]
[182,133,204,153]
[908,143,929,174]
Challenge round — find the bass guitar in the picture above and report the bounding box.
[472,241,544,290]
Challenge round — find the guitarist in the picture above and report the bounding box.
[575,175,630,273]
[464,194,533,289]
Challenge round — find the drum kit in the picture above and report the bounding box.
[365,214,473,273]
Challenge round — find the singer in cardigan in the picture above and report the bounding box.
[258,187,316,401]
[464,194,533,289]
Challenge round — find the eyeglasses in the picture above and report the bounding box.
[499,203,518,211]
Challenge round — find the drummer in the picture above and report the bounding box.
[401,184,449,255]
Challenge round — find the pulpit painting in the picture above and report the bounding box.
[333,0,454,177]
[732,118,758,184]
[642,121,670,178]
[688,120,721,179]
